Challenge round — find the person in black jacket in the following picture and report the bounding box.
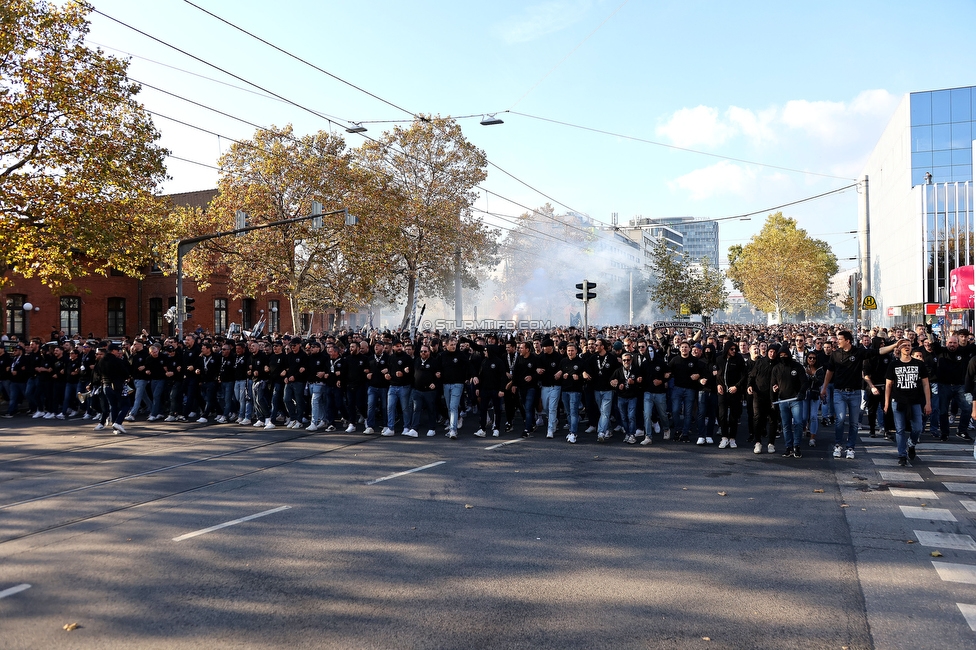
[667,341,703,443]
[473,346,506,437]
[560,342,586,443]
[716,340,747,449]
[411,344,440,437]
[610,353,641,443]
[216,342,236,423]
[748,344,779,454]
[771,346,808,457]
[585,339,620,441]
[364,341,389,435]
[96,344,132,434]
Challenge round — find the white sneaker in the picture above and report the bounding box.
[165,415,177,422]
[56,413,66,420]
[754,442,763,454]
[447,430,458,439]
[32,411,43,419]
[196,417,208,424]
[833,444,842,458]
[696,437,706,445]
[536,416,544,427]
[290,421,302,429]
[188,412,197,419]
[82,413,91,420]
[808,438,816,447]
[345,423,356,433]
[381,427,394,436]
[93,423,105,431]
[546,431,554,439]
[567,433,577,443]
[767,444,775,453]
[845,448,855,459]
[653,422,661,434]
[597,432,606,442]
[564,423,570,430]
[625,435,637,444]
[325,424,337,431]
[284,419,293,428]
[614,425,624,433]
[215,415,227,424]
[663,430,671,440]
[364,427,375,434]
[306,423,319,431]
[492,429,499,437]
[112,422,126,434]
[147,415,157,422]
[403,429,418,438]
[474,429,487,437]
[253,419,264,427]
[636,429,644,437]
[67,409,78,417]
[124,414,135,422]
[239,418,252,426]
[705,437,714,444]
[718,438,729,449]
[264,421,275,429]
[640,435,652,446]
[427,430,436,437]
[729,439,737,449]
[43,412,55,419]
[459,417,463,428]
[585,426,596,433]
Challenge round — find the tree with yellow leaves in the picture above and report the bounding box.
[0,0,169,291]
[727,212,838,322]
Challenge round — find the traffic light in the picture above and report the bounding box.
[184,296,196,317]
[575,280,597,302]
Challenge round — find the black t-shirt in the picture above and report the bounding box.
[885,358,929,405]
[827,346,879,390]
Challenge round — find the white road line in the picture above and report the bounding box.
[485,438,526,451]
[889,488,939,499]
[961,500,976,513]
[871,458,902,466]
[932,562,976,584]
[944,482,976,493]
[900,505,956,521]
[172,506,290,542]
[0,583,30,600]
[958,603,976,631]
[879,471,924,482]
[922,455,976,462]
[366,461,445,485]
[915,530,976,551]
[929,467,976,477]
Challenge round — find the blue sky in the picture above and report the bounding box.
[85,0,976,272]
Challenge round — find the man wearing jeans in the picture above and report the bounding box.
[537,338,562,439]
[885,339,931,466]
[584,339,618,442]
[821,330,897,459]
[560,343,585,443]
[438,337,469,439]
[668,341,704,443]
[513,340,541,438]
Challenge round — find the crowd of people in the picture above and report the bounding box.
[0,321,970,467]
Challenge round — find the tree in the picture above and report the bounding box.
[647,238,728,316]
[726,212,838,322]
[168,125,385,334]
[354,117,498,330]
[0,0,169,291]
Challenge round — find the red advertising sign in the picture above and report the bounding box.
[924,303,948,315]
[950,265,975,309]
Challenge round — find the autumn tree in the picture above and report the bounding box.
[0,0,169,291]
[726,212,838,322]
[647,237,728,316]
[168,125,384,333]
[354,117,498,330]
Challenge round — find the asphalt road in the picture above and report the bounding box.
[1,414,974,649]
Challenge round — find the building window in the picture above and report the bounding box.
[149,297,163,336]
[60,297,81,336]
[214,298,228,334]
[5,294,26,340]
[107,298,126,337]
[241,298,254,331]
[300,312,311,334]
[268,300,280,334]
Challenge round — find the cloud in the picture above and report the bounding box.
[496,1,594,44]
[668,161,758,201]
[656,105,735,148]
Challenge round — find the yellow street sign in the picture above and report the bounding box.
[679,304,690,315]
[862,295,878,310]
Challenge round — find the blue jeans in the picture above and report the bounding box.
[892,400,924,458]
[822,384,835,419]
[540,386,561,434]
[926,384,940,435]
[561,391,582,434]
[443,383,464,431]
[128,379,153,417]
[284,381,305,422]
[149,380,166,418]
[672,386,696,437]
[7,382,26,416]
[593,389,613,434]
[832,389,861,449]
[219,381,235,418]
[644,392,670,436]
[697,391,717,439]
[804,397,819,436]
[367,386,387,429]
[309,383,326,424]
[388,385,413,430]
[779,399,804,448]
[939,384,971,438]
[520,386,539,433]
[235,379,251,421]
[618,395,638,436]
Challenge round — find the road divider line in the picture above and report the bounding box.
[958,603,976,631]
[485,438,525,451]
[367,461,445,485]
[173,506,290,541]
[0,583,31,599]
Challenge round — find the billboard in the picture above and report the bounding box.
[949,265,975,309]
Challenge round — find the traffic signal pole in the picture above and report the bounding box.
[575,279,597,335]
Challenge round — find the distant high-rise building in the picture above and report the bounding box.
[631,216,719,267]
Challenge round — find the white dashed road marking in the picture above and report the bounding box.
[900,506,957,521]
[366,461,446,485]
[879,471,924,482]
[173,506,291,542]
[914,531,976,551]
[932,562,976,585]
[0,584,30,600]
[961,500,976,513]
[957,603,976,631]
[943,482,976,493]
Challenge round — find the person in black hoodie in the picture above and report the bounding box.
[862,336,894,439]
[771,346,808,458]
[411,344,441,437]
[748,343,779,454]
[473,344,506,437]
[610,352,641,444]
[716,340,748,449]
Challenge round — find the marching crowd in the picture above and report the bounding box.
[0,321,971,467]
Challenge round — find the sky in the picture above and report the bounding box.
[83,0,976,275]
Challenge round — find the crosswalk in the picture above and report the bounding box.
[862,436,976,632]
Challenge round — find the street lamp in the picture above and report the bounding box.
[480,114,504,126]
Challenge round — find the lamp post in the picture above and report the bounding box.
[176,207,354,330]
